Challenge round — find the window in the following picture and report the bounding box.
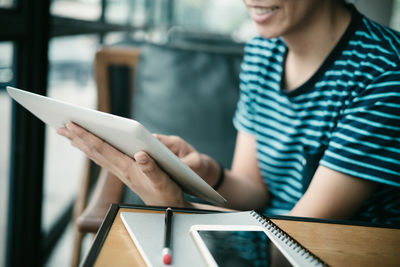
[51,0,101,21]
[104,0,253,42]
[0,0,14,8]
[391,0,400,31]
[1,1,138,266]
[0,42,13,87]
[0,41,13,267]
[173,0,250,35]
[105,0,146,26]
[42,35,98,232]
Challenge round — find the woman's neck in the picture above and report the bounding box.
[282,2,351,91]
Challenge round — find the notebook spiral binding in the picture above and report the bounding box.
[250,210,329,266]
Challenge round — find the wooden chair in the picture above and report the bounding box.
[70,46,140,267]
[70,38,243,266]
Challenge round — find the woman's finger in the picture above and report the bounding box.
[154,134,182,155]
[56,126,72,140]
[134,151,185,205]
[154,134,193,157]
[181,152,202,173]
[59,122,135,178]
[134,151,173,189]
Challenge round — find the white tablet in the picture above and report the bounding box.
[7,86,226,206]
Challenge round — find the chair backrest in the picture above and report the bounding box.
[133,40,244,167]
[70,46,140,267]
[95,46,140,115]
[74,46,141,227]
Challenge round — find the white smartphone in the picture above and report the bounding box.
[190,224,295,267]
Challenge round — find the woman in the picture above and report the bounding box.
[58,0,400,225]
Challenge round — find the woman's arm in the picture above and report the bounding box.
[209,132,377,217]
[57,122,188,207]
[217,131,269,210]
[216,133,378,217]
[153,131,269,210]
[57,122,268,210]
[289,166,378,220]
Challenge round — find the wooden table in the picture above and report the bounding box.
[81,204,400,267]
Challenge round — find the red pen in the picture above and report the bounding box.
[162,208,173,265]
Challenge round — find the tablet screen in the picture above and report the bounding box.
[197,230,293,267]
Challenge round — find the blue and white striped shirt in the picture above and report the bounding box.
[233,6,400,225]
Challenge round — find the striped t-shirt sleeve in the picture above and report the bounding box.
[233,59,257,135]
[320,71,400,186]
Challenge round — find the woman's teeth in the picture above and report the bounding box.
[252,6,278,15]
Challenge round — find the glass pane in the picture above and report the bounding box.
[0,42,13,267]
[391,0,400,31]
[106,0,146,26]
[0,42,14,87]
[51,0,101,21]
[103,31,140,45]
[103,31,128,45]
[43,35,98,233]
[173,0,251,37]
[0,0,14,8]
[105,0,252,42]
[355,0,395,27]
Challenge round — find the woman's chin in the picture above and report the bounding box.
[255,27,282,39]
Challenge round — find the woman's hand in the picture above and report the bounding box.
[57,122,188,207]
[153,134,221,188]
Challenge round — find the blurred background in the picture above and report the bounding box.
[0,0,399,267]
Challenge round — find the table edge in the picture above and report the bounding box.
[80,203,400,267]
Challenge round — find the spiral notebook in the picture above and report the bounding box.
[120,209,327,267]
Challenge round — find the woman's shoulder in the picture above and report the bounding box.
[352,14,400,69]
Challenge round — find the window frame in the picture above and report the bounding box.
[2,1,142,266]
